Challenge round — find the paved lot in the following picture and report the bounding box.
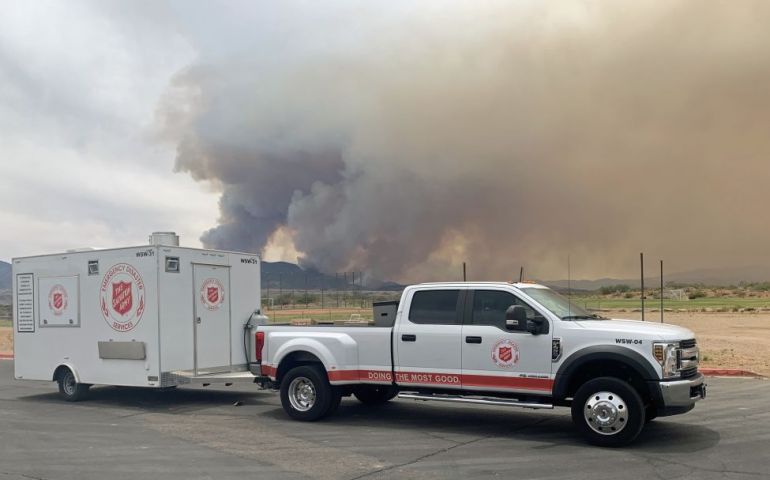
[0,361,768,480]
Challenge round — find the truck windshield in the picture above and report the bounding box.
[519,287,604,320]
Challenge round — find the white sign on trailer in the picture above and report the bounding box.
[15,273,34,332]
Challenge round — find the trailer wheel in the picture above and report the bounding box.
[57,368,90,402]
[280,365,333,421]
[353,386,398,405]
[571,377,645,447]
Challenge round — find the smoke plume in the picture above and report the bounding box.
[159,1,770,282]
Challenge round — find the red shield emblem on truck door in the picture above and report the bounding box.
[112,281,133,316]
[207,286,219,304]
[499,346,513,362]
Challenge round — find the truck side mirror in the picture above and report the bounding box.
[505,305,528,331]
[527,316,545,335]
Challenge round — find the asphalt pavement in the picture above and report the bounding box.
[0,360,767,480]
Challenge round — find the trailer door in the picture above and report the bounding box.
[193,264,231,374]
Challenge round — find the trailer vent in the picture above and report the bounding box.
[149,232,179,246]
[88,260,99,275]
[165,256,180,273]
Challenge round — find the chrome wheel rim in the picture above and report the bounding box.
[63,373,76,396]
[584,391,628,435]
[288,377,316,412]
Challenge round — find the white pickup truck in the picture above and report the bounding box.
[251,282,705,446]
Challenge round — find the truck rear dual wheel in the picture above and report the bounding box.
[57,368,90,402]
[571,377,645,447]
[280,365,341,421]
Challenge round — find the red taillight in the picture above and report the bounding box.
[255,331,265,362]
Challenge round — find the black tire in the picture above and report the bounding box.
[279,365,333,421]
[57,368,90,402]
[325,387,342,417]
[571,377,645,447]
[353,385,398,405]
[645,405,658,423]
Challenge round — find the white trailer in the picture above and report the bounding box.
[12,232,262,400]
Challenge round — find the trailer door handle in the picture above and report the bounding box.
[196,317,201,324]
[401,334,417,342]
[465,336,482,344]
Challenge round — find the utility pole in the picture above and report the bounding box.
[266,273,270,311]
[279,273,283,310]
[660,260,664,323]
[639,252,644,321]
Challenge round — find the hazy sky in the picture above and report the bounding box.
[2,1,770,282]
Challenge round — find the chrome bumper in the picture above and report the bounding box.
[659,373,706,407]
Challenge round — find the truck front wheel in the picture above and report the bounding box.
[57,368,90,402]
[571,377,645,447]
[353,386,398,405]
[280,365,334,421]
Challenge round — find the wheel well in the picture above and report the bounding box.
[275,351,325,384]
[52,365,72,382]
[564,359,651,404]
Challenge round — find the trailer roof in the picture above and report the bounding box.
[12,244,260,262]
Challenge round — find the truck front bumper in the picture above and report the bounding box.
[648,373,706,417]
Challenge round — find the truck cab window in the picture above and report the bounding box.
[409,290,461,325]
[471,290,539,330]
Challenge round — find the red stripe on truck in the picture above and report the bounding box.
[261,365,553,393]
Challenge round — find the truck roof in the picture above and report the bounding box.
[413,281,549,289]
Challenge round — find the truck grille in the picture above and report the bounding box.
[680,367,698,379]
[680,338,697,349]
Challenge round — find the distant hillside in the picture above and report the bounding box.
[544,265,770,290]
[261,261,403,291]
[0,261,9,290]
[0,261,10,305]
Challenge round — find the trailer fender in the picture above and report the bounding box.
[52,363,81,384]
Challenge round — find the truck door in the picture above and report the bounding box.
[393,288,464,389]
[193,264,231,374]
[461,289,553,395]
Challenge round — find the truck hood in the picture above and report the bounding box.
[572,318,695,341]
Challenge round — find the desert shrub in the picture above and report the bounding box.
[599,284,631,295]
[623,292,634,298]
[688,289,706,300]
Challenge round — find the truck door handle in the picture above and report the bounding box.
[465,336,482,344]
[401,334,417,342]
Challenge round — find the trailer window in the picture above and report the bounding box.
[409,290,461,325]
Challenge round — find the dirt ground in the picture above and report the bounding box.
[609,310,770,376]
[1,312,768,375]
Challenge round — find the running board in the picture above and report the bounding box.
[398,392,553,409]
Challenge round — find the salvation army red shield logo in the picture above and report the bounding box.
[499,346,513,362]
[100,263,145,332]
[201,278,225,311]
[48,285,68,316]
[491,339,520,368]
[207,286,219,304]
[112,281,133,315]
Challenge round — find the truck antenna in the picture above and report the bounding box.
[463,262,467,282]
[519,266,524,283]
[567,253,572,316]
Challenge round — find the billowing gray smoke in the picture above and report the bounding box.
[159,1,770,282]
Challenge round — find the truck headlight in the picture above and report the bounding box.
[653,342,679,379]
